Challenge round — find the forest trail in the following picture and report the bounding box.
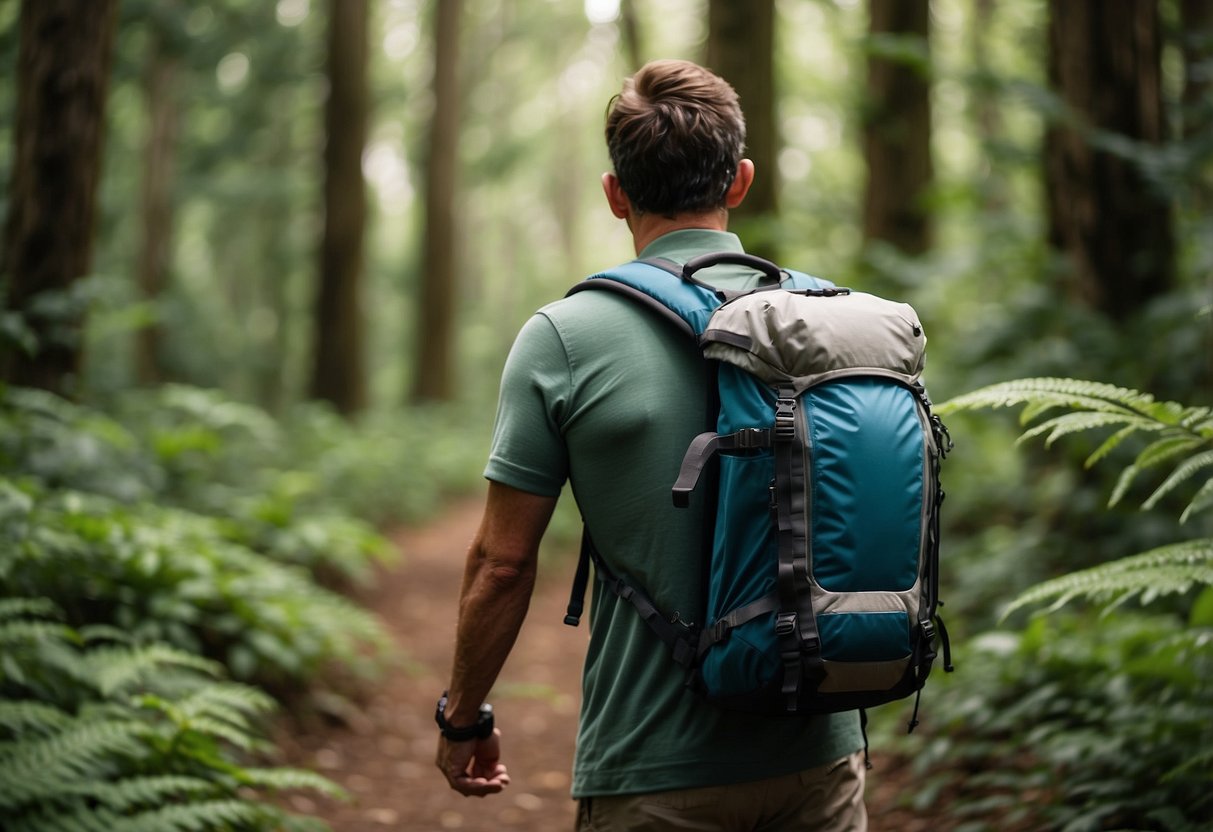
[277,496,931,832]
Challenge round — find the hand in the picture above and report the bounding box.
[436,728,511,797]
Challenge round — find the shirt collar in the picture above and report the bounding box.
[637,229,744,265]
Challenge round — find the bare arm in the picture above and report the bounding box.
[435,481,558,797]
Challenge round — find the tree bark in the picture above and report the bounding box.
[1181,0,1213,142]
[861,0,933,256]
[411,0,463,403]
[1043,0,1174,320]
[705,0,778,260]
[619,0,643,71]
[0,0,119,395]
[310,0,370,414]
[135,15,181,387]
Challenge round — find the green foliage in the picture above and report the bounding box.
[1004,539,1213,617]
[0,473,390,687]
[0,600,344,831]
[907,613,1213,831]
[939,377,1213,614]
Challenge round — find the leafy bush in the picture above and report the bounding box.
[0,598,343,832]
[901,377,1213,830]
[0,477,391,687]
[907,611,1213,832]
[938,377,1213,612]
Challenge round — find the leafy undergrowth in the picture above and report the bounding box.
[0,384,487,830]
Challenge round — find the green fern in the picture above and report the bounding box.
[0,718,150,809]
[1003,539,1213,617]
[939,377,1213,613]
[0,600,339,831]
[0,701,73,737]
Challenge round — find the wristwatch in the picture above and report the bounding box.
[435,691,494,741]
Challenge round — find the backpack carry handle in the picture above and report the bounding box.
[683,252,785,287]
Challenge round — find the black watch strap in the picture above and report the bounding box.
[435,692,494,741]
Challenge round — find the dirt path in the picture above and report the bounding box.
[277,496,933,831]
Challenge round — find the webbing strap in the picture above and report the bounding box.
[673,432,720,508]
[772,389,803,711]
[697,593,780,654]
[563,531,594,627]
[566,531,698,668]
[673,429,773,508]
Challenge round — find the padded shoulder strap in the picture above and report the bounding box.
[566,261,836,339]
[566,258,722,338]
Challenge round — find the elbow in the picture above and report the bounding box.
[483,558,536,592]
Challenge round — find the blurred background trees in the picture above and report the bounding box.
[0,0,1210,828]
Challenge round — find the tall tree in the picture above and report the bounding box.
[0,0,119,395]
[705,0,778,259]
[310,0,369,414]
[1043,0,1174,320]
[1182,0,1213,142]
[861,0,933,256]
[411,0,463,403]
[135,5,182,386]
[619,0,643,71]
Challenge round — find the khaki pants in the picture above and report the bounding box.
[575,751,867,832]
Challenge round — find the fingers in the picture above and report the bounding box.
[449,764,511,797]
[436,731,511,798]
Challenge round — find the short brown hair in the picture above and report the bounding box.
[604,60,746,217]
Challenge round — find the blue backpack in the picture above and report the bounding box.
[563,251,953,728]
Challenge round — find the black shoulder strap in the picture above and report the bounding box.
[564,530,698,668]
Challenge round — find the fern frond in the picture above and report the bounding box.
[117,798,265,832]
[937,378,1166,420]
[5,804,119,832]
[1134,435,1207,471]
[89,775,221,811]
[178,715,261,752]
[236,766,348,800]
[1181,479,1213,524]
[176,682,275,723]
[1016,412,1161,448]
[78,624,136,645]
[1003,538,1213,619]
[0,598,60,621]
[0,718,148,809]
[0,701,72,737]
[84,645,221,697]
[1085,425,1139,468]
[1142,450,1213,512]
[0,620,79,646]
[279,815,335,832]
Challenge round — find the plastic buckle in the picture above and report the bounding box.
[735,428,768,449]
[775,612,797,637]
[774,399,797,441]
[920,619,936,641]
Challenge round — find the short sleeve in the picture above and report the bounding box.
[483,312,571,497]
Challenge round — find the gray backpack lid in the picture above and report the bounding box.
[702,289,927,390]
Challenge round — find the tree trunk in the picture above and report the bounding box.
[705,0,778,260]
[1182,0,1213,142]
[411,0,463,403]
[1043,0,1174,320]
[861,0,933,256]
[619,0,643,71]
[135,16,180,387]
[0,0,118,395]
[310,0,369,414]
[1181,0,1213,210]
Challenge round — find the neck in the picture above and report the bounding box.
[629,209,728,255]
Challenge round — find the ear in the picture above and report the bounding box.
[724,159,755,209]
[602,172,631,219]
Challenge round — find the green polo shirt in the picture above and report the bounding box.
[485,229,862,798]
